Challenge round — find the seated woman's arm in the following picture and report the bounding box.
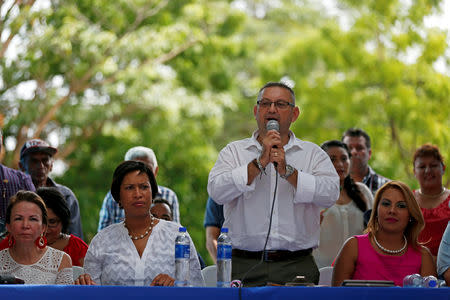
[75,234,103,285]
[332,237,358,287]
[56,253,74,285]
[420,246,437,277]
[443,269,450,286]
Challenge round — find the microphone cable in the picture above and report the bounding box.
[239,166,279,289]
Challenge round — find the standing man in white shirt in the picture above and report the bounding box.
[207,82,339,286]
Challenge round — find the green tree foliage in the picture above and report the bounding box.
[1,0,449,265]
[1,0,247,263]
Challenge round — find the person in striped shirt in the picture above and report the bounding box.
[0,128,36,234]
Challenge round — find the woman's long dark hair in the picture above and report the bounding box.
[321,140,367,212]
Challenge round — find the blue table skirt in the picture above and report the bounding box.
[0,285,448,300]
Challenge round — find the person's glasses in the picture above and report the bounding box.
[47,218,61,228]
[257,100,294,110]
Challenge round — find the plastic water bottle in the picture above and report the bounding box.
[217,227,232,287]
[403,274,423,287]
[175,227,190,287]
[422,275,438,288]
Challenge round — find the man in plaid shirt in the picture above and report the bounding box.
[342,128,390,196]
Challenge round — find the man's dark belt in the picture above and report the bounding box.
[232,248,312,262]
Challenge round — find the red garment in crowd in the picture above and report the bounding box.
[418,194,450,256]
[0,234,87,266]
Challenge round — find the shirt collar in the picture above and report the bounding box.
[46,177,56,187]
[246,130,303,151]
[362,166,376,182]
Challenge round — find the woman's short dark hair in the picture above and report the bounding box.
[36,187,71,234]
[111,160,158,204]
[413,143,444,166]
[6,190,48,226]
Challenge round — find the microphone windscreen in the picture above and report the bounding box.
[266,120,279,132]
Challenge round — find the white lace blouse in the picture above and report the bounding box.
[313,182,373,268]
[0,247,73,284]
[85,220,204,286]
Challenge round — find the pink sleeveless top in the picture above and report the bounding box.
[352,234,421,286]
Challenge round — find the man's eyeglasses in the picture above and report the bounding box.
[257,100,295,110]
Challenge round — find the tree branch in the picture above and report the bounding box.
[0,30,15,59]
[33,92,71,138]
[127,0,169,34]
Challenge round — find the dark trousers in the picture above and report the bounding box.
[231,253,319,287]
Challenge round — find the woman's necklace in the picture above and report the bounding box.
[418,187,446,198]
[125,216,154,240]
[373,234,407,254]
[47,233,65,246]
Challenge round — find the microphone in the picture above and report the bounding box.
[266,120,279,132]
[266,120,279,168]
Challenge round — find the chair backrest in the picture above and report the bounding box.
[318,266,333,286]
[72,266,85,281]
[201,265,217,287]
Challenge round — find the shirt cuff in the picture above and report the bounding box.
[294,171,315,203]
[231,163,256,193]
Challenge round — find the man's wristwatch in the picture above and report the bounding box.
[280,164,295,179]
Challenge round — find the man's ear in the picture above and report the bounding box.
[49,157,54,172]
[290,106,300,123]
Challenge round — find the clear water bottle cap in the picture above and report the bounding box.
[221,227,228,233]
[179,227,187,232]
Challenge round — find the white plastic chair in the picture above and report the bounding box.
[318,266,333,286]
[72,266,85,281]
[201,265,217,287]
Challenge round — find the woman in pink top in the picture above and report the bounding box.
[332,181,436,286]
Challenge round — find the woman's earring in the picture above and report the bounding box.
[8,235,15,248]
[35,234,47,249]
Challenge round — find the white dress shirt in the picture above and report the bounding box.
[207,131,339,251]
[85,220,204,286]
[313,182,373,268]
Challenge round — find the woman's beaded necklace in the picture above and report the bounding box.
[125,216,154,240]
[418,187,446,198]
[373,234,407,254]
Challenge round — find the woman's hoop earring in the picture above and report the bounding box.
[7,235,15,248]
[35,234,47,249]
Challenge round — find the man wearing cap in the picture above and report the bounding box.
[0,129,36,234]
[19,139,83,238]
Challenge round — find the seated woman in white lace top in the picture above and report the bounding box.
[0,191,73,284]
[75,161,203,286]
